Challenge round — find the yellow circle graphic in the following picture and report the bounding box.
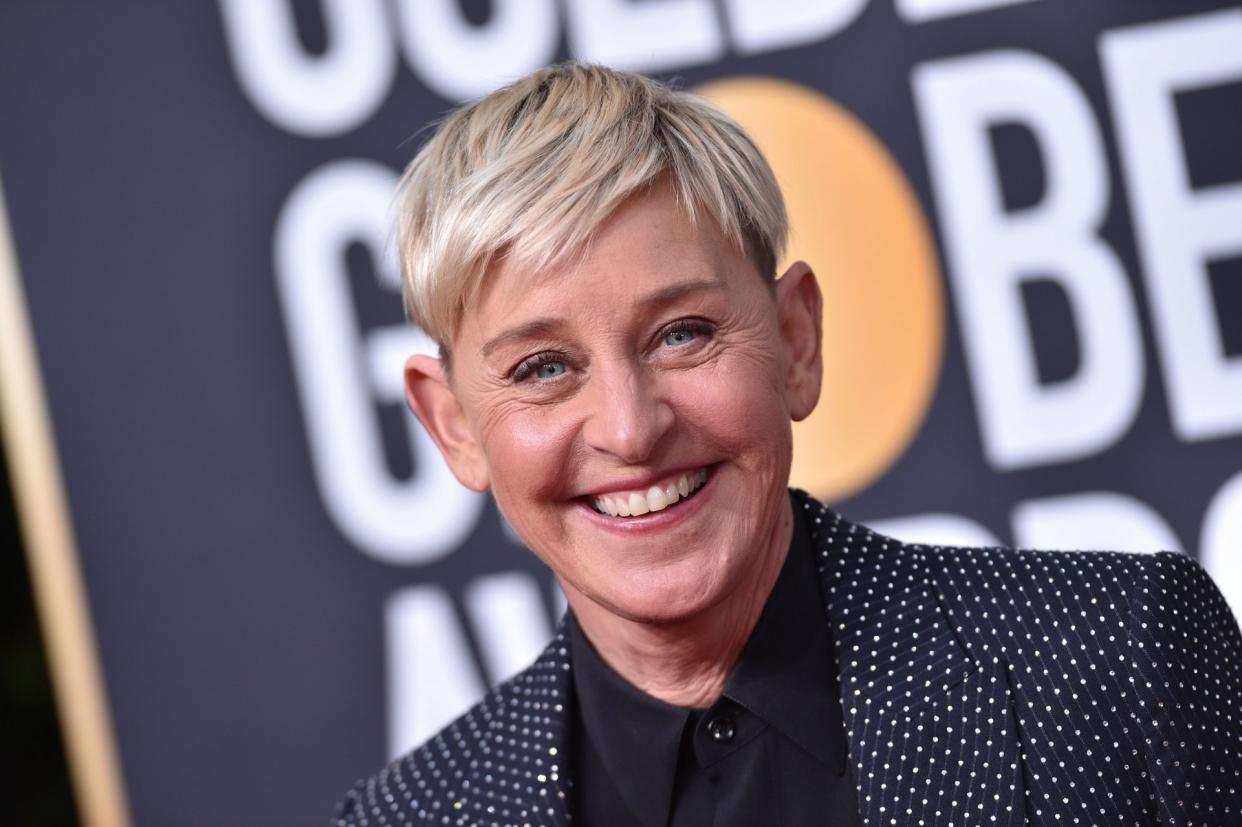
[696,77,944,503]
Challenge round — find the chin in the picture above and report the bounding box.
[584,568,727,626]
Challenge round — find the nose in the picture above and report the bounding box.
[580,362,675,465]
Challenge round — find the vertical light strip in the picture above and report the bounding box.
[0,176,131,827]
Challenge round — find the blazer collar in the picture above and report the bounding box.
[489,627,576,827]
[804,492,977,715]
[802,492,1027,826]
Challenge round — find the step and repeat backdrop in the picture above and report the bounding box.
[1,1,1240,824]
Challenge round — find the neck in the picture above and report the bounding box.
[565,497,794,708]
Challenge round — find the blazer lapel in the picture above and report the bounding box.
[487,627,575,827]
[803,494,1027,826]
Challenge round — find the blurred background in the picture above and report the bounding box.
[1,1,1239,824]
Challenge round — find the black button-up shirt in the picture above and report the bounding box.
[567,499,862,826]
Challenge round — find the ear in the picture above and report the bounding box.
[774,261,824,422]
[404,354,490,492]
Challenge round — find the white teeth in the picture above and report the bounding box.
[591,467,709,517]
[628,492,649,516]
[663,482,679,506]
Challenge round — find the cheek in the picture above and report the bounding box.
[478,403,579,505]
[668,352,791,460]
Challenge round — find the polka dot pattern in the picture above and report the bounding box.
[333,637,574,827]
[335,491,1242,826]
[812,492,1242,826]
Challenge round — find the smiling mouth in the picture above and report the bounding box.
[588,467,711,518]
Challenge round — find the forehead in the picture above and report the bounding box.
[464,184,753,340]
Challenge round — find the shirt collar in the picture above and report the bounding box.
[567,612,688,826]
[722,499,846,772]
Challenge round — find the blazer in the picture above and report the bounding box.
[336,491,1242,826]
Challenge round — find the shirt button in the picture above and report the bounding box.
[706,716,735,744]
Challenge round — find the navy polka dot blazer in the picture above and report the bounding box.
[336,491,1242,826]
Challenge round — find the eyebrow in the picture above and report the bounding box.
[635,278,722,310]
[481,318,563,359]
[480,278,723,359]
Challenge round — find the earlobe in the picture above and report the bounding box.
[774,261,824,422]
[404,355,491,492]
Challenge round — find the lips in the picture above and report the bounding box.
[590,467,709,518]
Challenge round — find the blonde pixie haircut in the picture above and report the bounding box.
[397,62,788,351]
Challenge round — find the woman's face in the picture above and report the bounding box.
[427,182,822,625]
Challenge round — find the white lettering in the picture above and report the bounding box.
[1102,10,1242,442]
[1012,491,1180,553]
[463,572,553,685]
[273,160,483,564]
[386,586,482,758]
[869,513,1002,548]
[1201,470,1242,616]
[897,0,1041,24]
[723,0,868,55]
[568,0,723,73]
[914,51,1143,470]
[393,0,558,102]
[387,575,558,758]
[218,0,395,137]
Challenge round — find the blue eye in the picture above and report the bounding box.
[512,353,569,383]
[535,361,566,379]
[660,320,713,349]
[664,329,698,347]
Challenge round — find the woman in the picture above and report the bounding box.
[336,63,1242,827]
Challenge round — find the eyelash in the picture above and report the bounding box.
[509,319,716,383]
[658,318,714,348]
[511,351,569,383]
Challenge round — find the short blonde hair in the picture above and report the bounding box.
[397,62,788,349]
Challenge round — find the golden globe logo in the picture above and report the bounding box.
[697,77,945,502]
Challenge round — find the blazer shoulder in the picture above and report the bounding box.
[1124,548,1242,676]
[920,540,1222,617]
[810,496,1178,660]
[333,630,573,827]
[908,537,1242,687]
[914,536,1178,627]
